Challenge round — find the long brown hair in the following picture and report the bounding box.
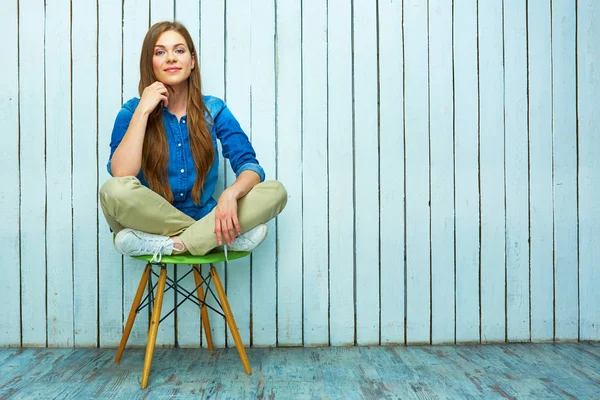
[139,21,214,204]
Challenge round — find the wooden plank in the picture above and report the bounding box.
[478,0,505,343]
[0,0,21,347]
[151,0,176,350]
[200,0,226,348]
[327,0,355,346]
[122,0,150,347]
[404,0,430,345]
[275,0,303,346]
[45,0,74,347]
[173,0,201,349]
[353,0,380,346]
[301,0,329,347]
[429,0,455,343]
[527,0,554,342]
[97,0,124,348]
[378,0,405,345]
[577,0,600,341]
[150,0,173,24]
[504,0,530,342]
[453,0,480,344]
[3,345,600,398]
[250,0,277,347]
[174,0,199,48]
[225,0,252,347]
[72,0,99,347]
[551,1,578,341]
[429,0,455,345]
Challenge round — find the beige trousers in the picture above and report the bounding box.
[99,176,288,255]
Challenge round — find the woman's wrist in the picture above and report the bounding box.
[223,186,243,200]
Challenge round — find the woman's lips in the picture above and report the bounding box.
[165,67,181,72]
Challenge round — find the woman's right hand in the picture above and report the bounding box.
[110,82,168,177]
[138,81,169,116]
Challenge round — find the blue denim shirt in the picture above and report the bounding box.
[108,95,265,220]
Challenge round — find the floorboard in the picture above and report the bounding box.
[0,343,598,399]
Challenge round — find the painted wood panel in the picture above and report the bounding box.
[479,0,506,343]
[72,0,99,347]
[504,0,530,343]
[577,0,600,341]
[552,1,579,341]
[327,0,355,346]
[301,0,329,347]
[19,0,48,347]
[97,0,125,348]
[453,0,480,344]
[250,0,278,347]
[404,0,431,345]
[429,0,455,345]
[378,0,405,345]
[353,0,380,346]
[45,0,74,348]
[275,0,303,347]
[0,0,21,347]
[2,0,599,348]
[528,0,554,342]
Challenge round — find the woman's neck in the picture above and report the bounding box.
[166,83,188,119]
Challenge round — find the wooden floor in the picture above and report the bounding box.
[0,343,599,399]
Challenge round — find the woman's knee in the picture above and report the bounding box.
[262,180,288,210]
[99,176,141,206]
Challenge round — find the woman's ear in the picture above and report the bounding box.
[192,54,196,70]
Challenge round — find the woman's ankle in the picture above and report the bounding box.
[170,236,187,254]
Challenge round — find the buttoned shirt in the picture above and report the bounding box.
[108,95,265,220]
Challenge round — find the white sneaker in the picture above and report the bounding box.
[227,224,268,252]
[114,228,175,263]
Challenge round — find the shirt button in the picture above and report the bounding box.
[180,169,185,173]
[180,193,184,197]
[178,143,182,147]
[182,119,186,124]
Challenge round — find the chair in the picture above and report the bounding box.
[114,251,252,388]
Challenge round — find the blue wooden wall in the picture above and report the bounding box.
[0,0,598,348]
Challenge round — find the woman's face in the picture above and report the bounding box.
[152,30,195,88]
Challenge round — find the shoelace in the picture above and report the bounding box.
[142,237,173,263]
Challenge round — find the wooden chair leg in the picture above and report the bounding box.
[141,266,167,389]
[193,265,214,351]
[209,265,252,375]
[115,264,151,363]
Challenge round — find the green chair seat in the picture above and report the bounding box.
[132,251,250,264]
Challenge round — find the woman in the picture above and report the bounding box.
[100,21,287,262]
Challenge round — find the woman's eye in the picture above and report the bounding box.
[155,50,165,56]
[175,49,185,54]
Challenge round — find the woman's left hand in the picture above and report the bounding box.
[214,189,241,246]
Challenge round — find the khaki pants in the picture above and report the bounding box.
[100,176,288,255]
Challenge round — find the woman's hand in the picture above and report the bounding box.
[214,188,242,246]
[138,81,169,115]
[110,82,169,177]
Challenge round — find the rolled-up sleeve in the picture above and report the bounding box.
[213,103,265,182]
[107,106,134,176]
